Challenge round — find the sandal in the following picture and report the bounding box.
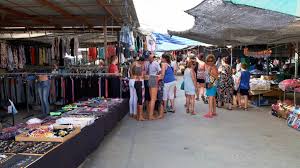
[203,113,213,118]
[244,108,248,111]
[212,113,218,116]
[191,111,196,115]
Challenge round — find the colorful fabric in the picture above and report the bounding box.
[217,65,234,104]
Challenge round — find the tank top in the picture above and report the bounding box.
[240,70,251,90]
[164,64,176,83]
[205,66,217,86]
[132,64,143,76]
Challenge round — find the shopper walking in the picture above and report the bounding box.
[196,53,206,103]
[148,54,161,120]
[217,56,234,110]
[132,57,146,121]
[238,64,251,111]
[129,59,138,119]
[184,60,197,115]
[161,53,176,113]
[232,67,241,108]
[204,54,219,118]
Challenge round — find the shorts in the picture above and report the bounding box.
[197,79,205,84]
[233,90,238,95]
[144,80,151,101]
[149,75,158,88]
[163,81,176,101]
[239,89,249,96]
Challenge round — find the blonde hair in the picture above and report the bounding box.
[206,54,216,63]
[187,60,194,68]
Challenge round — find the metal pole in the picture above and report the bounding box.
[295,42,299,78]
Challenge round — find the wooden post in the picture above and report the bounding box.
[104,17,108,65]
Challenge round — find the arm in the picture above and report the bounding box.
[160,63,166,80]
[129,62,135,77]
[156,62,162,75]
[191,70,197,88]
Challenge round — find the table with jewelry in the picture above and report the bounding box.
[0,98,129,168]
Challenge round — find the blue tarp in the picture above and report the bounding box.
[152,33,208,52]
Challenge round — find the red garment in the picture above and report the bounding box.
[30,47,35,65]
[106,45,116,59]
[88,47,97,62]
[108,64,119,73]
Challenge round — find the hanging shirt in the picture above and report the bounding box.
[146,35,156,52]
[88,47,97,62]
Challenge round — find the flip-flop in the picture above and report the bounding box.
[191,112,196,115]
[212,113,218,116]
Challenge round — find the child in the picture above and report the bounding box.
[238,64,251,110]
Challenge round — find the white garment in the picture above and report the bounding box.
[236,63,242,72]
[146,35,156,52]
[233,72,241,91]
[163,81,176,101]
[129,79,137,115]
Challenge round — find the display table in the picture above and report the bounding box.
[250,90,271,106]
[0,99,129,168]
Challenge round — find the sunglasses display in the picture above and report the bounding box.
[0,141,60,154]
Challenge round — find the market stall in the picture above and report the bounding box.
[0,98,128,168]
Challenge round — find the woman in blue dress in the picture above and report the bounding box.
[184,60,197,115]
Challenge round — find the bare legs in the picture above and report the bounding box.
[149,87,158,120]
[137,105,145,121]
[157,102,164,119]
[197,83,205,100]
[190,95,196,114]
[186,95,191,113]
[204,96,216,118]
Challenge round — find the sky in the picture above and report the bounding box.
[133,0,203,33]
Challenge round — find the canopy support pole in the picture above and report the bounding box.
[230,48,233,66]
[295,42,299,78]
[104,18,108,65]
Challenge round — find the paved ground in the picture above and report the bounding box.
[80,80,300,168]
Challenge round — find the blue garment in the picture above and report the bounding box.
[206,86,217,97]
[183,68,195,95]
[164,65,176,83]
[240,70,251,90]
[37,80,50,114]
